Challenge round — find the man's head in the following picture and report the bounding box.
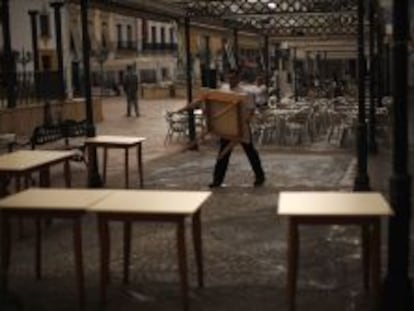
[227,69,240,89]
[126,65,133,72]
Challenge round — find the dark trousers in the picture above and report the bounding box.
[127,94,139,116]
[213,138,264,184]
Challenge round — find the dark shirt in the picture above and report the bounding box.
[123,72,138,97]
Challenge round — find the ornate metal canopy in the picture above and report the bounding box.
[172,0,358,37]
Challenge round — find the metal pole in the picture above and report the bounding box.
[368,0,378,153]
[264,35,270,93]
[1,0,16,108]
[384,42,391,95]
[80,0,102,187]
[353,0,370,191]
[293,47,298,102]
[233,28,239,69]
[184,17,196,148]
[28,10,40,72]
[50,1,65,99]
[376,6,384,107]
[384,0,413,307]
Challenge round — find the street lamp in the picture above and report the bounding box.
[14,48,33,104]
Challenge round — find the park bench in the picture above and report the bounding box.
[30,119,88,162]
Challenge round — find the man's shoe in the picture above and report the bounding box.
[208,182,222,188]
[254,176,265,187]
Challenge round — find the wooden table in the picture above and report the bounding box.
[278,191,393,311]
[85,135,146,188]
[0,188,111,306]
[89,189,211,311]
[0,150,75,196]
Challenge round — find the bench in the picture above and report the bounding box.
[0,133,16,153]
[30,120,88,161]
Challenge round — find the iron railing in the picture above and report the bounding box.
[0,70,62,109]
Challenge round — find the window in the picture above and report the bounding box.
[161,68,169,80]
[160,27,165,45]
[151,26,156,44]
[101,22,107,48]
[39,13,50,38]
[142,19,147,44]
[127,25,132,48]
[169,27,174,43]
[41,55,52,71]
[116,24,122,48]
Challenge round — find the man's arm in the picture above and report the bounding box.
[176,95,206,113]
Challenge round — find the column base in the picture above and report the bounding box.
[383,276,413,311]
[353,174,371,191]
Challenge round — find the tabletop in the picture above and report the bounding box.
[85,135,146,146]
[0,188,112,211]
[0,150,76,172]
[278,191,393,217]
[89,190,211,215]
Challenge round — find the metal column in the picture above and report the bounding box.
[28,10,40,72]
[80,0,102,187]
[184,16,196,148]
[50,1,65,99]
[384,0,413,308]
[264,35,270,92]
[368,0,378,153]
[353,0,370,191]
[1,0,16,108]
[233,29,239,69]
[293,47,298,102]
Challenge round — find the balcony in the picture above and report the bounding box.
[142,42,177,54]
[116,41,137,52]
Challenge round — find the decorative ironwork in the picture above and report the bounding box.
[231,13,357,36]
[175,0,357,17]
[172,0,358,36]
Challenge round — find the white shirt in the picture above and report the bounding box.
[219,84,255,111]
[249,84,267,107]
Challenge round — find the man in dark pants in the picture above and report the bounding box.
[209,70,265,188]
[123,65,139,117]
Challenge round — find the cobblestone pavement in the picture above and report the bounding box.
[1,96,413,311]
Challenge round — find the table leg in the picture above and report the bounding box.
[1,213,11,290]
[39,169,53,228]
[15,175,21,192]
[35,217,42,280]
[370,219,381,311]
[24,173,30,189]
[64,160,72,188]
[124,148,129,188]
[123,221,132,284]
[73,218,85,307]
[287,218,299,311]
[0,173,10,198]
[137,143,144,188]
[98,217,110,306]
[103,147,108,185]
[176,219,189,311]
[192,210,204,288]
[362,224,371,290]
[15,176,24,238]
[87,144,95,187]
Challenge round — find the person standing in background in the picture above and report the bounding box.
[123,65,139,117]
[251,74,268,109]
